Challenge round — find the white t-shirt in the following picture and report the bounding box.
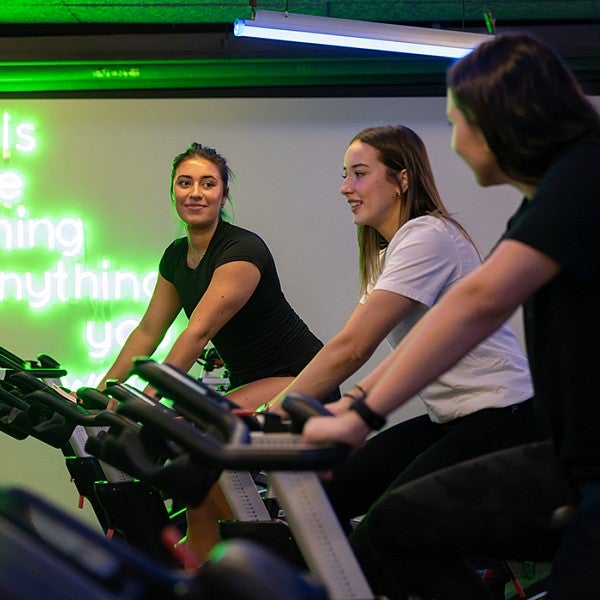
[361,215,533,423]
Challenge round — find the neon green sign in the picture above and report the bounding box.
[0,259,157,308]
[1,206,83,256]
[1,109,181,389]
[0,110,35,207]
[1,110,36,156]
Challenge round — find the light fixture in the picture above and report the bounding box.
[234,10,493,59]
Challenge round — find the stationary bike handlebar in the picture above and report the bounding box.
[6,369,132,432]
[0,345,67,379]
[1,371,84,446]
[132,357,260,430]
[125,358,349,471]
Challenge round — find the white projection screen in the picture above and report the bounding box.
[2,95,598,524]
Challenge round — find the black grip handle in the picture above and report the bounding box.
[0,346,67,378]
[36,353,61,369]
[281,391,332,433]
[26,389,135,432]
[76,387,111,411]
[0,345,27,366]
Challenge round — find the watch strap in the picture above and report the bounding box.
[349,396,387,430]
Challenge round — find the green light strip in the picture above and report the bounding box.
[0,57,448,93]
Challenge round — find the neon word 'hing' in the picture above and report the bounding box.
[0,206,84,257]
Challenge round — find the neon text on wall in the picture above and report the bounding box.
[1,205,83,256]
[0,111,35,207]
[1,108,181,388]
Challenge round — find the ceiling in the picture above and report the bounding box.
[0,1,597,25]
[0,1,598,96]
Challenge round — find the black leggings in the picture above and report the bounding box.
[324,399,548,532]
[350,440,583,599]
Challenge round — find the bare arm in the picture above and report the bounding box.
[161,260,261,373]
[304,240,561,448]
[266,290,417,412]
[98,275,182,389]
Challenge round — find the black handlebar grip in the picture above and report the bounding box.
[76,387,111,411]
[281,392,332,433]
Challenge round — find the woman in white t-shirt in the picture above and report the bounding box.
[266,124,547,536]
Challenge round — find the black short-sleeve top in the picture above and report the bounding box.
[504,139,600,479]
[159,219,322,387]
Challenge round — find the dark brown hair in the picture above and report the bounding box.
[170,143,233,220]
[447,33,600,185]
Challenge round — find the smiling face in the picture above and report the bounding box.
[340,140,403,242]
[172,157,227,230]
[446,91,509,188]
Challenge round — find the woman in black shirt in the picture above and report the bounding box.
[100,142,332,564]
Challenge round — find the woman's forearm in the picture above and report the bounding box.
[363,286,512,416]
[268,293,416,410]
[99,327,161,389]
[270,334,376,407]
[162,326,211,374]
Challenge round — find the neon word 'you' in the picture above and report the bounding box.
[86,319,174,359]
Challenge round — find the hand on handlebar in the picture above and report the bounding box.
[262,390,350,419]
[142,384,159,399]
[318,396,352,416]
[301,409,371,452]
[259,398,288,418]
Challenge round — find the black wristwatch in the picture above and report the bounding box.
[349,396,387,431]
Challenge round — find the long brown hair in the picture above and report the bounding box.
[351,125,476,294]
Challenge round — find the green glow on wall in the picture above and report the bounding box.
[0,107,183,389]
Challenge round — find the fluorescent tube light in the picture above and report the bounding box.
[234,11,493,59]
